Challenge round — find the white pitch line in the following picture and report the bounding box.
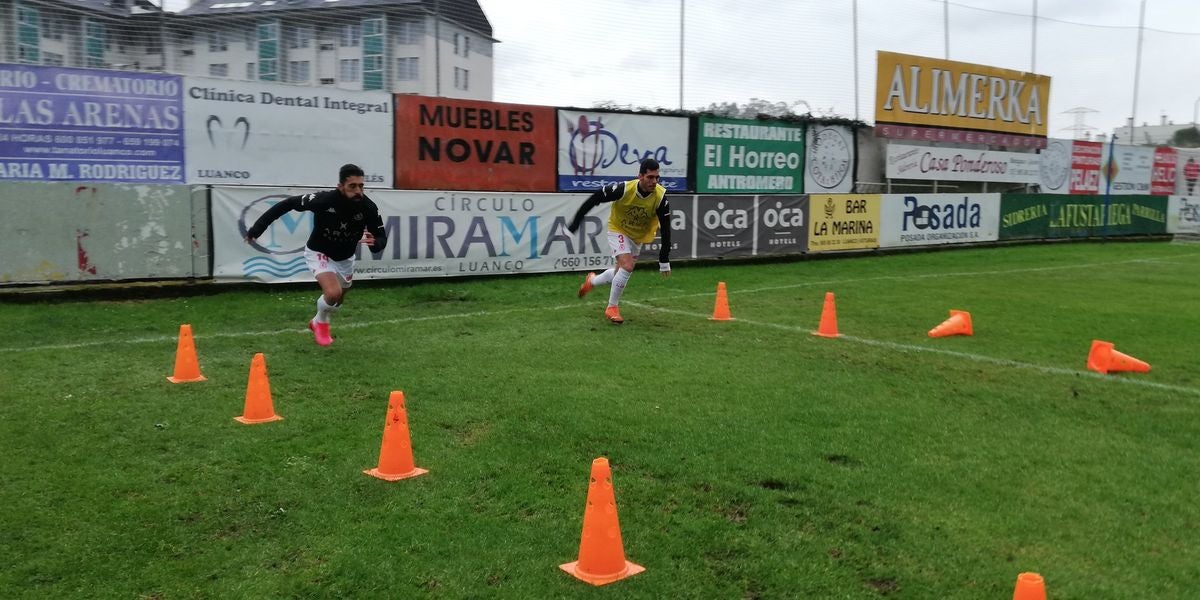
[624,302,1200,398]
[1,254,1194,356]
[640,255,1192,302]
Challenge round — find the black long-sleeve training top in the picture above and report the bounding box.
[247,189,387,261]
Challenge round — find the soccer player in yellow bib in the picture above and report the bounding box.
[567,158,672,324]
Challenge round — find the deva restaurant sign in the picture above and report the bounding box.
[875,51,1051,138]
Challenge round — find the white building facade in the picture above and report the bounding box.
[0,0,494,100]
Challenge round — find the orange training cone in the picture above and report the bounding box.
[928,310,973,338]
[560,457,645,586]
[709,281,733,321]
[364,391,428,481]
[1086,340,1150,375]
[812,291,840,338]
[166,324,206,383]
[1012,572,1047,600]
[234,353,283,424]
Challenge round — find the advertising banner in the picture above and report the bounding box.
[0,64,184,183]
[645,196,696,261]
[184,76,392,186]
[212,187,615,282]
[1151,146,1177,196]
[1178,149,1200,196]
[695,196,755,258]
[886,143,1038,183]
[1099,144,1153,195]
[999,194,1167,240]
[755,195,809,255]
[875,51,1051,137]
[808,194,881,252]
[805,125,855,194]
[874,123,1046,149]
[879,194,1000,248]
[695,117,804,193]
[1167,196,1200,235]
[394,95,556,192]
[1038,139,1101,195]
[556,110,689,192]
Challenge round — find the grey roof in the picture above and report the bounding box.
[178,0,492,37]
[35,0,162,18]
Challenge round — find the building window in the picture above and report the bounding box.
[397,20,423,45]
[244,27,255,50]
[259,59,277,81]
[287,26,313,49]
[17,6,40,65]
[362,18,384,90]
[340,24,360,47]
[258,21,279,81]
[454,33,469,57]
[454,67,469,91]
[208,31,227,52]
[339,58,360,82]
[396,57,418,81]
[246,62,255,79]
[43,52,64,66]
[85,20,106,69]
[42,16,64,41]
[288,60,310,83]
[209,63,229,77]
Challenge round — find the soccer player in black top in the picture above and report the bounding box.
[244,163,386,346]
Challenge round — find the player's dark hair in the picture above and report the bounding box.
[339,163,365,183]
[639,158,660,174]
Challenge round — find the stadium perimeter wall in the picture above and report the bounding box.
[3,184,1194,286]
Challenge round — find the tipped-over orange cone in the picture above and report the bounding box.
[167,324,206,383]
[234,353,282,424]
[1012,572,1047,600]
[364,391,428,481]
[709,281,733,321]
[560,457,645,586]
[1086,340,1150,374]
[928,310,973,338]
[812,291,840,338]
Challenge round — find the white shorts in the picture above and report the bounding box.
[607,231,642,259]
[304,247,354,288]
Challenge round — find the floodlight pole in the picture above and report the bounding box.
[1130,0,1147,146]
[679,0,684,110]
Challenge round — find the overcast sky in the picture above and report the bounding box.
[165,0,1200,141]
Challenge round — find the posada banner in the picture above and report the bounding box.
[394,95,557,192]
[875,51,1051,137]
[211,187,615,282]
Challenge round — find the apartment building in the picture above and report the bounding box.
[0,0,494,99]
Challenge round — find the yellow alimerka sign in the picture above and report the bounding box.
[875,51,1051,137]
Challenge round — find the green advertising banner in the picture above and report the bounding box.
[999,194,1168,240]
[696,117,805,194]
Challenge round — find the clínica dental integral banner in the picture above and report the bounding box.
[184,76,392,186]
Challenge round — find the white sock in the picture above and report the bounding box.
[315,295,340,324]
[592,267,617,286]
[608,268,631,306]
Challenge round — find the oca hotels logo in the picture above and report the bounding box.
[901,196,982,231]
